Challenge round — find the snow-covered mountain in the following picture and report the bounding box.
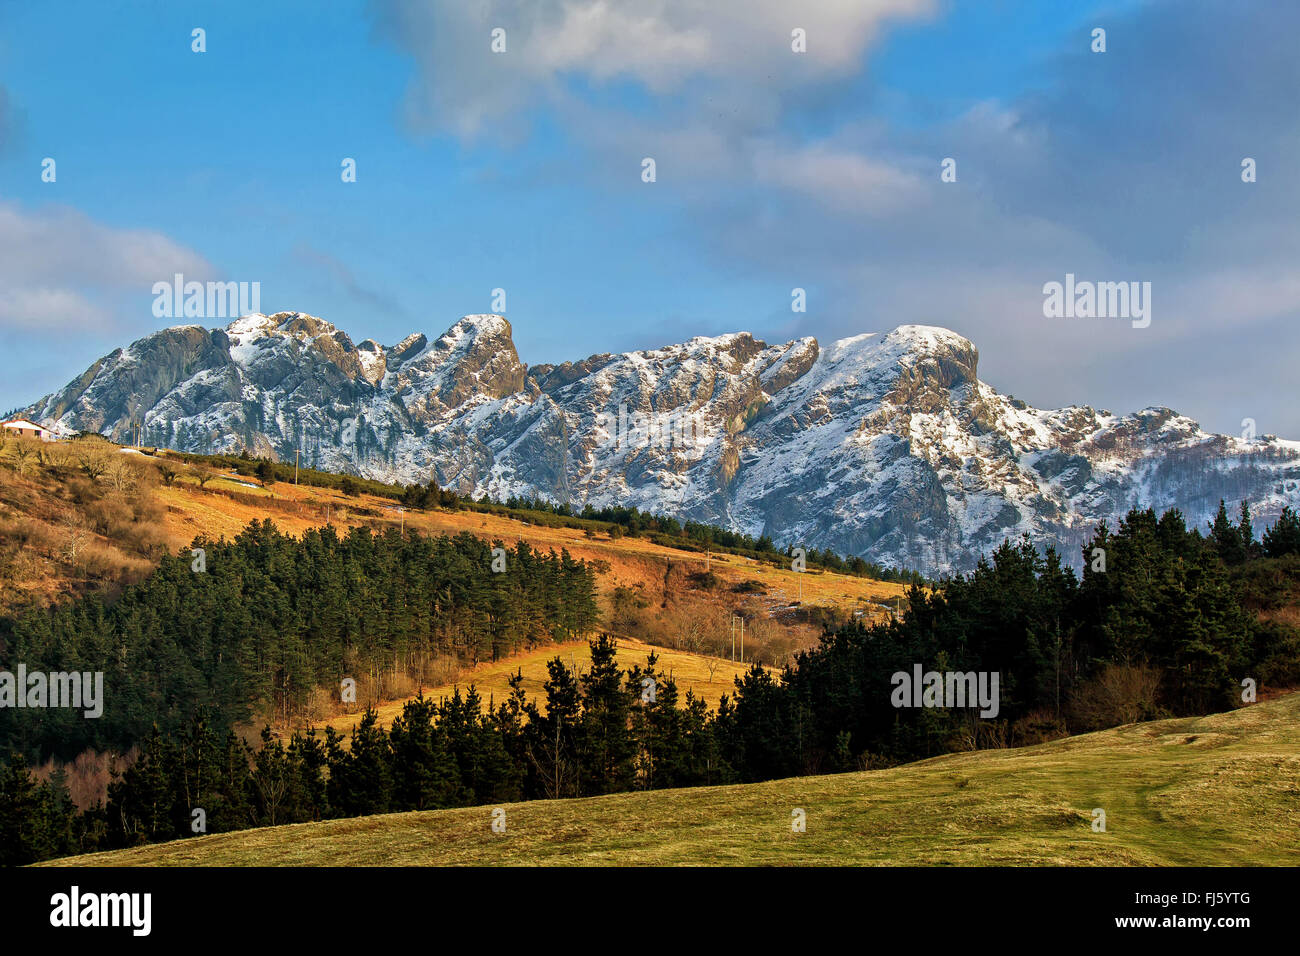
[24,312,1300,575]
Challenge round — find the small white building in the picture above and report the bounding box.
[2,418,57,441]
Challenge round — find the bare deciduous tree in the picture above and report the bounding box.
[62,511,93,566]
[107,457,140,492]
[10,439,36,476]
[77,444,111,481]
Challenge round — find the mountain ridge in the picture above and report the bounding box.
[23,312,1300,575]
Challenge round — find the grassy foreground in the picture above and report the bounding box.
[45,691,1300,867]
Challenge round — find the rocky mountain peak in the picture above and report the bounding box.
[418,314,526,404]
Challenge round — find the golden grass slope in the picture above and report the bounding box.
[150,475,906,612]
[46,690,1300,867]
[320,635,760,740]
[1,436,905,622]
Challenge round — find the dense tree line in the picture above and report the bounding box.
[0,520,599,761]
[722,502,1300,774]
[0,755,81,865]
[4,502,1298,864]
[1,637,727,861]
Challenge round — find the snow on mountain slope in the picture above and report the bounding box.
[24,313,1300,575]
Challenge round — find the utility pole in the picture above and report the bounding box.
[729,615,735,662]
[740,615,744,665]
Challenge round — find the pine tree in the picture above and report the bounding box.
[0,754,76,865]
[1238,501,1256,559]
[525,658,582,798]
[1263,506,1300,558]
[577,636,637,794]
[387,694,465,811]
[106,727,176,845]
[325,710,392,816]
[1210,500,1246,565]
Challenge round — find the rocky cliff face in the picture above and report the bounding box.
[26,312,1300,575]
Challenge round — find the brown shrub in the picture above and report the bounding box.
[1009,708,1070,746]
[1067,664,1164,732]
[424,653,463,686]
[66,476,103,507]
[76,540,151,580]
[87,493,134,538]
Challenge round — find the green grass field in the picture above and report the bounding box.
[45,690,1300,867]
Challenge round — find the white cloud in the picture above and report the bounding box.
[0,201,212,332]
[373,0,936,137]
[0,287,109,331]
[752,142,924,215]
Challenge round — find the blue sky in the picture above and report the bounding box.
[1,0,1296,438]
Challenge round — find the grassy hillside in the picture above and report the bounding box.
[0,437,903,628]
[47,689,1300,867]
[149,474,905,617]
